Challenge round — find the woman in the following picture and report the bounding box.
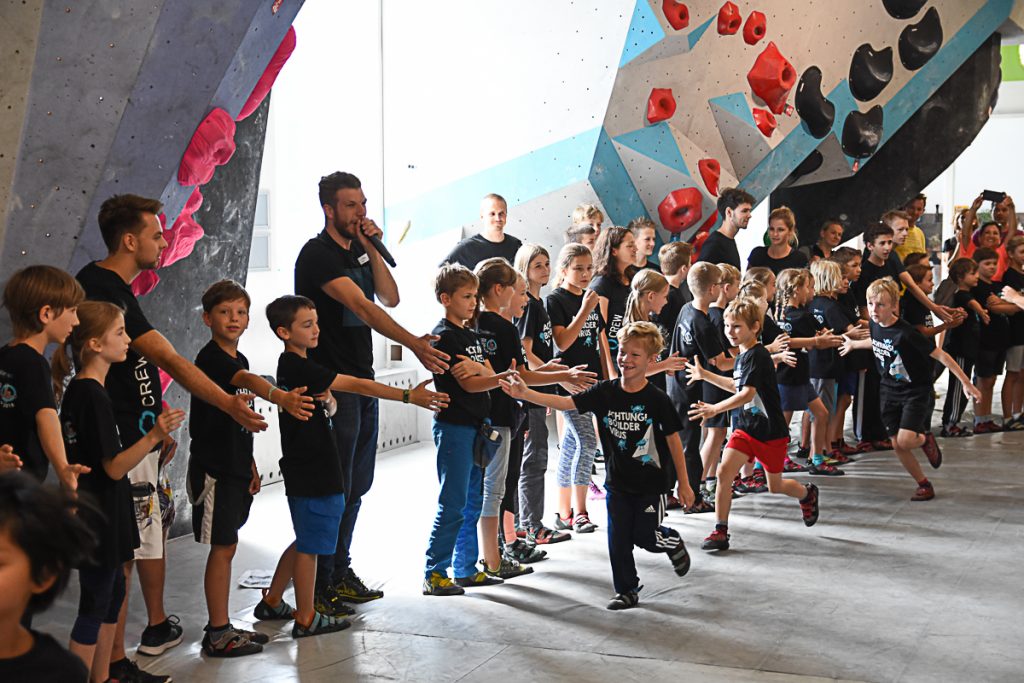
[803,219,843,263]
[747,206,808,275]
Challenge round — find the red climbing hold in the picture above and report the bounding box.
[698,159,721,196]
[177,108,236,186]
[752,108,778,137]
[747,42,797,115]
[658,188,704,234]
[717,2,741,35]
[743,11,767,45]
[130,269,160,298]
[237,27,297,121]
[662,0,689,30]
[646,88,677,124]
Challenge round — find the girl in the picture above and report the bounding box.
[746,207,809,275]
[53,302,185,683]
[546,244,611,533]
[591,226,639,378]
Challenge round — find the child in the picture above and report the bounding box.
[940,258,984,437]
[657,241,694,331]
[0,265,88,489]
[591,226,639,375]
[258,296,447,623]
[901,264,963,337]
[499,322,694,610]
[686,299,821,551]
[0,471,97,681]
[970,247,1018,432]
[628,217,660,271]
[565,223,598,252]
[54,301,186,681]
[1000,236,1024,429]
[830,247,875,453]
[841,279,980,501]
[188,281,315,655]
[546,244,612,533]
[572,203,605,236]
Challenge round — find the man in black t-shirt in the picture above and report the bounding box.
[695,187,753,270]
[440,194,523,269]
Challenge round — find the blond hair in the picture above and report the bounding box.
[738,280,767,303]
[811,259,843,297]
[572,203,603,226]
[866,277,900,305]
[624,269,669,325]
[617,321,664,356]
[774,268,812,318]
[513,243,548,282]
[769,206,798,247]
[724,298,763,334]
[687,262,721,297]
[742,266,774,289]
[716,263,740,286]
[658,241,692,276]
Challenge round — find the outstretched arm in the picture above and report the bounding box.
[930,348,981,401]
[688,386,757,425]
[498,373,576,412]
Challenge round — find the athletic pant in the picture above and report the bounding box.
[518,408,548,529]
[606,488,683,594]
[557,409,597,488]
[71,564,127,645]
[942,356,974,428]
[854,368,888,442]
[501,424,525,516]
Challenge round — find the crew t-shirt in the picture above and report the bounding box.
[667,303,724,410]
[869,319,936,393]
[275,352,343,497]
[0,344,56,480]
[76,262,163,448]
[573,379,683,495]
[837,290,872,371]
[696,230,740,270]
[295,230,375,379]
[971,280,1010,351]
[61,378,139,568]
[545,288,605,395]
[515,291,556,400]
[190,341,254,480]
[589,275,630,354]
[431,319,491,425]
[1001,268,1024,345]
[746,246,808,275]
[441,233,523,270]
[776,306,816,385]
[0,631,88,683]
[809,296,850,379]
[731,345,788,441]
[477,311,525,428]
[943,290,980,360]
[855,253,905,308]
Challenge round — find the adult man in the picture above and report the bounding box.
[441,194,522,268]
[76,194,266,683]
[696,187,754,270]
[295,172,449,612]
[895,194,928,262]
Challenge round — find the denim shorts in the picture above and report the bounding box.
[288,493,345,555]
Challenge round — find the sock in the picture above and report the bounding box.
[715,522,728,532]
[811,452,825,466]
[753,462,764,471]
[917,477,931,487]
[207,623,230,639]
[705,477,717,494]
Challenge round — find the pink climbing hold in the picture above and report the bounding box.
[658,188,704,234]
[161,188,205,268]
[698,159,721,196]
[747,42,797,115]
[646,88,677,124]
[752,107,778,137]
[662,0,689,31]
[159,370,174,395]
[717,2,742,35]
[237,27,297,121]
[743,11,767,45]
[177,108,237,186]
[130,269,160,297]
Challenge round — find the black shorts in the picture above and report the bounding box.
[974,349,1006,379]
[703,380,731,429]
[880,386,934,437]
[189,460,253,546]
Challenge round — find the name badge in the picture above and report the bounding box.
[358,254,370,265]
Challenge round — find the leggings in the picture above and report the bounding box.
[71,564,126,645]
[557,409,597,487]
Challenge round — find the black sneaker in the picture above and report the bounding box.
[668,540,691,576]
[201,625,263,658]
[253,596,295,621]
[334,567,383,603]
[606,590,640,610]
[108,657,172,683]
[482,557,534,580]
[503,538,547,564]
[455,571,504,587]
[314,584,357,617]
[292,611,351,639]
[137,615,183,656]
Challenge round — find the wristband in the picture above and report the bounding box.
[268,386,277,402]
[402,389,410,404]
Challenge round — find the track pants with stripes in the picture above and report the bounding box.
[942,356,974,428]
[606,487,683,594]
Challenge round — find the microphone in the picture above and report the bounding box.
[366,233,397,268]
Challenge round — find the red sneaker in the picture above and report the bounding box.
[834,440,862,456]
[799,483,819,527]
[782,456,808,472]
[921,432,942,469]
[853,440,875,453]
[974,421,1002,434]
[911,481,935,501]
[701,528,730,551]
[808,461,845,476]
[871,439,893,451]
[828,451,854,465]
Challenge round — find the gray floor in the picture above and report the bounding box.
[38,420,1024,682]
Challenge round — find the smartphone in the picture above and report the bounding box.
[982,189,1006,204]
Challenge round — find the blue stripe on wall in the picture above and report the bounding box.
[589,128,650,227]
[614,121,691,176]
[619,1,666,68]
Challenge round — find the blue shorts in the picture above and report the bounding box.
[287,494,345,555]
[837,371,858,397]
[778,383,818,412]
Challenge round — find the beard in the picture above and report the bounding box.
[333,214,359,240]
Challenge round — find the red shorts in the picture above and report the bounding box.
[726,430,789,474]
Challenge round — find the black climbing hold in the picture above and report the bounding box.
[899,7,942,71]
[849,44,893,101]
[882,0,927,20]
[841,106,884,159]
[795,66,835,139]
[779,150,824,188]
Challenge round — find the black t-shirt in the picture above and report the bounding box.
[589,275,630,354]
[295,230,375,379]
[837,291,872,371]
[870,319,936,393]
[61,379,139,568]
[545,288,605,395]
[190,341,254,480]
[943,289,980,360]
[696,230,740,270]
[971,280,1010,351]
[855,253,905,308]
[441,233,523,269]
[900,292,931,327]
[776,306,816,385]
[573,379,683,495]
[515,291,556,401]
[0,344,56,480]
[656,284,686,344]
[704,305,733,401]
[76,262,162,447]
[0,631,88,683]
[809,296,850,379]
[761,311,783,346]
[477,312,525,428]
[731,345,788,441]
[1002,268,1024,344]
[431,319,491,425]
[275,352,343,497]
[667,303,724,409]
[746,246,808,275]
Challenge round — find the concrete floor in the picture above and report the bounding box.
[37,419,1024,682]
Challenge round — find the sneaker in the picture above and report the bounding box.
[940,425,971,438]
[137,615,183,656]
[573,512,597,533]
[588,482,606,500]
[201,625,263,658]
[292,611,351,639]
[232,626,269,645]
[782,456,808,472]
[333,568,383,603]
[871,439,893,450]
[799,483,819,527]
[527,525,571,545]
[595,451,606,464]
[665,495,683,510]
[553,510,573,531]
[834,439,863,456]
[911,481,935,501]
[1006,416,1024,431]
[423,572,465,596]
[807,461,845,476]
[482,557,534,580]
[853,439,875,452]
[921,432,942,469]
[828,451,854,465]
[701,528,730,551]
[685,498,715,514]
[794,446,810,461]
[455,571,504,587]
[974,420,1002,434]
[606,590,640,610]
[314,585,357,617]
[503,539,547,564]
[668,540,691,576]
[748,469,768,492]
[253,595,295,621]
[108,658,171,683]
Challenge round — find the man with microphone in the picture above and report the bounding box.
[294,171,449,613]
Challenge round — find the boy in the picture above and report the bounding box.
[831,247,877,453]
[686,299,820,551]
[189,281,315,656]
[701,263,741,500]
[572,203,605,233]
[1000,236,1024,429]
[628,217,660,271]
[940,258,984,437]
[842,279,980,501]
[970,247,1018,432]
[499,322,694,610]
[565,223,598,252]
[658,241,693,329]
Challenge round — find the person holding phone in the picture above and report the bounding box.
[961,192,1018,279]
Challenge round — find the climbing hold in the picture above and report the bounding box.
[899,7,942,71]
[237,27,297,121]
[752,108,777,137]
[658,188,704,233]
[849,44,893,101]
[698,159,721,196]
[662,0,689,31]
[177,108,236,186]
[747,42,797,115]
[162,214,205,268]
[717,2,741,35]
[646,88,677,124]
[882,0,927,20]
[795,66,835,139]
[841,106,884,159]
[743,11,766,46]
[130,269,160,297]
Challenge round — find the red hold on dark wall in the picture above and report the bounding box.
[717,2,741,35]
[237,27,297,121]
[743,11,766,45]
[161,188,205,268]
[130,269,160,297]
[646,88,677,124]
[177,108,237,186]
[662,0,689,30]
[658,188,704,233]
[747,42,797,115]
[698,159,721,196]
[752,108,778,136]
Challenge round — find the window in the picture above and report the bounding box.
[249,191,270,271]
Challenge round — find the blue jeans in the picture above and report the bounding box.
[425,420,481,579]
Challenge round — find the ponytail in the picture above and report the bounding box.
[623,269,669,325]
